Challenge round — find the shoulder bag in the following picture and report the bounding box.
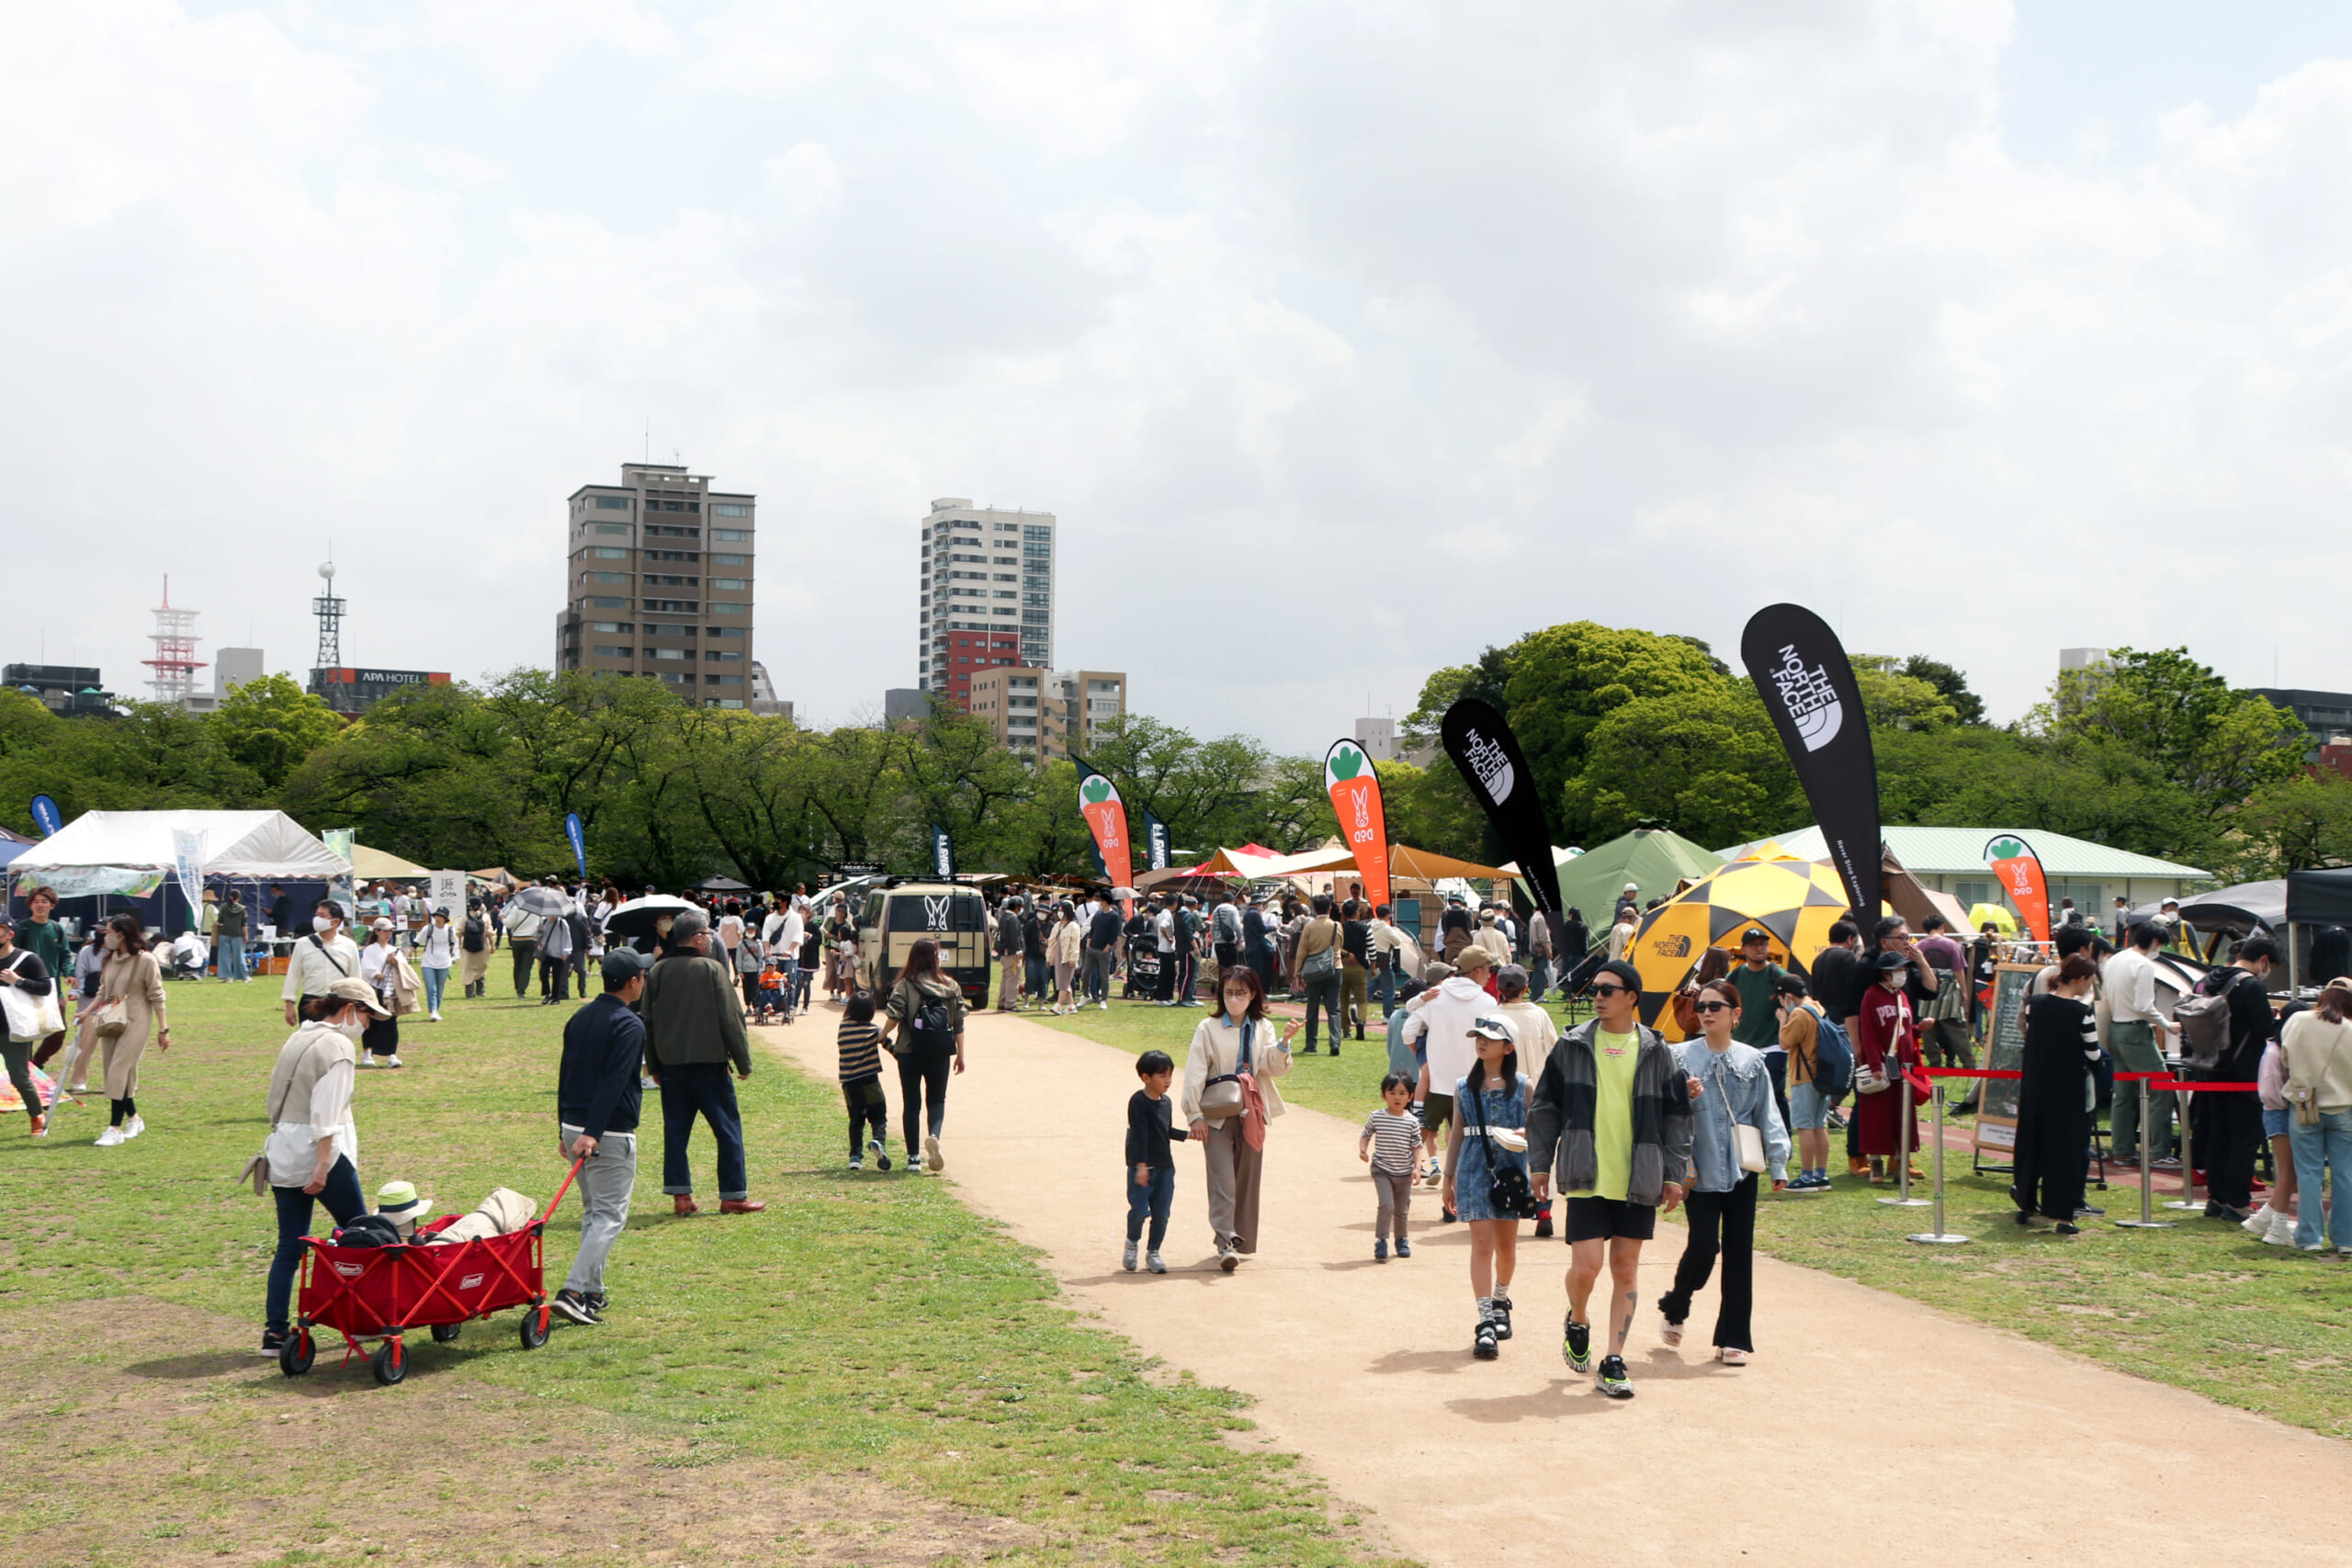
[0,953,64,1043]
[2286,1023,2346,1129]
[1299,920,1340,979]
[1464,1072,1537,1219]
[1199,1021,1252,1119]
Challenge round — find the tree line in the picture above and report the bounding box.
[6,625,2345,887]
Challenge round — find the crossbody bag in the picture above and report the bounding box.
[1199,1021,1254,1119]
[1464,1073,1537,1219]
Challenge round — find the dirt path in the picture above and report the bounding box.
[760,1010,2352,1568]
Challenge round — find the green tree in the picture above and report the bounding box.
[209,673,345,790]
[1401,645,1514,748]
[1894,655,1986,726]
[1502,622,1730,825]
[1561,685,1798,848]
[2033,647,2303,822]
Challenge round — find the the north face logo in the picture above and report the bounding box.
[1769,643,1843,752]
[1463,729,1513,804]
[1651,933,1691,958]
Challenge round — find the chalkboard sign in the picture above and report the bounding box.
[1973,962,2040,1160]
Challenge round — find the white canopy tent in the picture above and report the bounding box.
[10,809,349,899]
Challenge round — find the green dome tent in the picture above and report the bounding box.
[1554,828,1723,922]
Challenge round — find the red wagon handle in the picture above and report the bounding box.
[538,1155,588,1226]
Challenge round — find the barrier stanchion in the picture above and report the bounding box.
[2114,1072,2175,1229]
[2162,1075,2199,1213]
[1907,1080,1969,1245]
[1878,1073,1931,1208]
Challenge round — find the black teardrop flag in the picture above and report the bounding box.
[1740,604,1881,923]
[1440,698,1561,914]
[930,824,956,880]
[1142,808,1171,872]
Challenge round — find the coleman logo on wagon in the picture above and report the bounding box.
[458,1273,485,1292]
[1769,643,1844,752]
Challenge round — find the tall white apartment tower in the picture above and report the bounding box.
[918,498,1055,705]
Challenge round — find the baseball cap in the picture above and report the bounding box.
[322,976,391,1017]
[1468,1014,1520,1043]
[1875,949,1910,973]
[601,948,650,988]
[1739,926,1770,944]
[1453,944,1493,971]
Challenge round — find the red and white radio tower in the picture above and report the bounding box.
[142,575,208,707]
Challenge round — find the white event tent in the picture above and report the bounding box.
[9,809,349,899]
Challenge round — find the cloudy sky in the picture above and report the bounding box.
[12,1,2352,750]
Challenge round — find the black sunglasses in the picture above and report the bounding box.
[1692,999,1734,1013]
[1590,982,1631,998]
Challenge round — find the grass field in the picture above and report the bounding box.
[0,978,1408,1568]
[1030,994,2352,1442]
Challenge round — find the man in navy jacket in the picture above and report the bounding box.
[554,949,649,1325]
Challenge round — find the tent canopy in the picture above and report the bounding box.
[1555,829,1723,921]
[1174,841,1515,885]
[2134,880,2284,936]
[351,844,431,880]
[10,809,348,897]
[2286,868,2352,927]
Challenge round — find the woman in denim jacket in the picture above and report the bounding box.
[1659,977,1789,1363]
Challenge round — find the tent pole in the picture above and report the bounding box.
[2289,920,2299,998]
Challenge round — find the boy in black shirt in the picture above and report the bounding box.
[1125,1049,1190,1273]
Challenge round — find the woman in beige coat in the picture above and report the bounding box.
[92,913,168,1146]
[1182,964,1299,1269]
[1047,904,1084,1015]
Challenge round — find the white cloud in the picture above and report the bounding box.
[9,0,2352,748]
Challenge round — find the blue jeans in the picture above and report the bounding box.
[423,965,448,1013]
[1527,957,1552,1003]
[794,965,816,1010]
[216,934,247,981]
[266,1156,367,1332]
[1300,970,1341,1049]
[1373,964,1396,1018]
[1125,1164,1175,1250]
[1024,953,1048,1001]
[660,1063,749,1201]
[2290,1109,2352,1249]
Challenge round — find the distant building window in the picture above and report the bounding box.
[592,645,633,658]
[592,547,628,559]
[645,599,698,613]
[587,595,628,609]
[1023,525,1051,542]
[714,503,751,517]
[705,650,742,662]
[650,648,687,661]
[708,602,747,615]
[590,621,630,633]
[590,571,629,583]
[716,697,744,708]
[594,523,630,536]
[713,578,749,591]
[707,626,744,638]
[593,496,631,511]
[713,528,751,542]
[713,553,749,566]
[645,525,700,539]
[714,674,741,685]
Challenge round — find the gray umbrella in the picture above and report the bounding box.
[510,886,573,919]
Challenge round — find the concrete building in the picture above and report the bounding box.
[967,667,1125,761]
[556,462,756,709]
[884,688,932,727]
[2248,687,2352,742]
[214,648,265,700]
[4,664,113,716]
[748,660,793,720]
[1354,716,1396,762]
[918,498,1054,704]
[2059,648,2109,674]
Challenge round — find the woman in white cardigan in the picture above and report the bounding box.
[1182,964,1300,1269]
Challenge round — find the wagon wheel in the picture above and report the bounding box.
[370,1337,408,1386]
[430,1322,462,1344]
[278,1326,315,1378]
[518,1305,551,1350]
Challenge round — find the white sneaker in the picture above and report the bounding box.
[2264,1210,2299,1247]
[2241,1203,2275,1237]
[123,1115,145,1140]
[385,1055,403,1069]
[95,1126,125,1147]
[1146,1251,1167,1274]
[429,1010,441,1022]
[356,1056,377,1069]
[923,1134,944,1173]
[1123,1240,1138,1272]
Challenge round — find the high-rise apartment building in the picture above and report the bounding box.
[967,667,1126,762]
[918,498,1053,705]
[556,463,756,708]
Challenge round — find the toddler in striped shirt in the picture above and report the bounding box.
[1361,1074,1421,1260]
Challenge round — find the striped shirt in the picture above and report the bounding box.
[838,1021,884,1081]
[1362,1109,1423,1175]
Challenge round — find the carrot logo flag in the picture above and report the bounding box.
[1984,834,2052,946]
[1076,765,1134,914]
[1323,739,1391,913]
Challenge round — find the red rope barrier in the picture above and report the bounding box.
[1921,1067,2020,1079]
[2149,1079,2259,1093]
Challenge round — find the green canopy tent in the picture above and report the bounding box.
[1555,828,1723,922]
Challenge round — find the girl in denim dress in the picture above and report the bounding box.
[1442,1014,1531,1360]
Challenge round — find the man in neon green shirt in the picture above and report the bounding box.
[1527,958,1694,1401]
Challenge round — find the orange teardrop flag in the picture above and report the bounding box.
[1323,739,1390,913]
[1078,766,1134,916]
[1984,834,2052,946]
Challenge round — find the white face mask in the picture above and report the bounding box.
[104,931,122,950]
[313,915,337,933]
[331,1017,366,1040]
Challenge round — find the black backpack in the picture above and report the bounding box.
[907,986,956,1046]
[462,914,486,954]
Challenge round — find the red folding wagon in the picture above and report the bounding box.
[278,1159,583,1386]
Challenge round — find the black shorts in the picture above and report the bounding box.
[1419,1091,1454,1134]
[1562,1195,1656,1243]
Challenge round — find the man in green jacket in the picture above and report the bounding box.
[20,887,75,1071]
[643,909,765,1216]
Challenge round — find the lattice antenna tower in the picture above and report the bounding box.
[314,558,345,667]
[141,574,207,706]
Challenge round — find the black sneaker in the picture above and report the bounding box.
[1442,1203,1458,1224]
[1563,1315,1592,1373]
[1490,1294,1513,1340]
[259,1328,288,1357]
[551,1289,601,1325]
[585,1292,609,1316]
[1595,1354,1634,1399]
[1474,1315,1499,1360]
